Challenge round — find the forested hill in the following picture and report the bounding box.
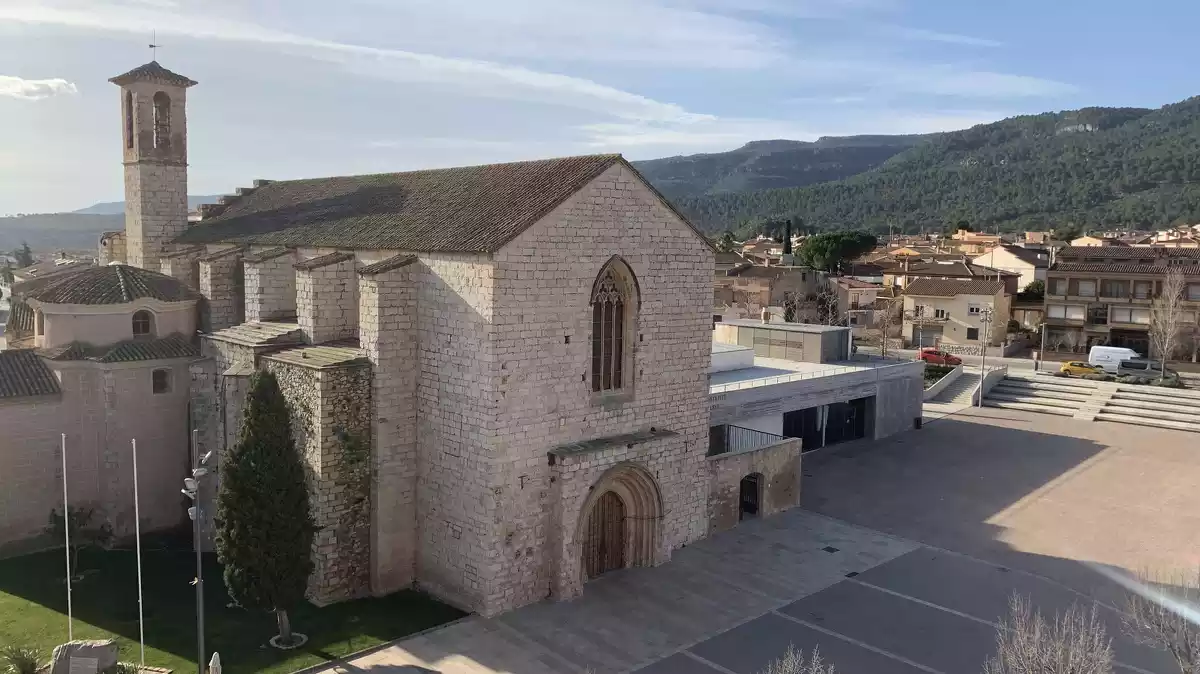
[672,98,1200,234]
[632,134,930,200]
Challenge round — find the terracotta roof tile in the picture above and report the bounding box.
[109,61,197,88]
[242,247,293,264]
[358,255,418,276]
[903,278,1006,297]
[294,251,355,271]
[0,350,60,399]
[174,155,630,252]
[27,265,199,305]
[1052,262,1200,276]
[40,334,199,363]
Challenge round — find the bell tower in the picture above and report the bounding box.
[110,62,197,271]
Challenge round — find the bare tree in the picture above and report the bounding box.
[1122,567,1200,674]
[817,285,842,325]
[761,645,836,674]
[1064,330,1083,354]
[871,296,903,358]
[983,595,1113,674]
[1150,269,1187,380]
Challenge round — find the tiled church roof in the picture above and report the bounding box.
[40,334,199,363]
[0,350,60,399]
[27,265,199,305]
[176,155,705,253]
[109,61,198,88]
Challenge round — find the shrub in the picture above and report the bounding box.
[1082,373,1115,382]
[983,595,1113,674]
[1052,371,1069,378]
[1122,567,1200,674]
[1,646,42,674]
[1155,378,1184,388]
[761,645,836,674]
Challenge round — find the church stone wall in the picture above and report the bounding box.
[267,360,373,605]
[244,253,297,322]
[99,232,126,265]
[412,253,497,613]
[200,251,244,332]
[297,258,358,344]
[123,163,189,272]
[484,163,714,614]
[358,264,419,595]
[0,360,193,554]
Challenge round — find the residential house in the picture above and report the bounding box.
[832,277,881,335]
[902,278,1011,352]
[715,251,749,272]
[713,264,823,321]
[949,228,1002,255]
[881,257,1021,294]
[1044,246,1200,356]
[1070,235,1130,247]
[971,244,1050,291]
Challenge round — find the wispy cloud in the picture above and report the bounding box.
[0,1,714,123]
[890,26,1002,47]
[0,75,77,100]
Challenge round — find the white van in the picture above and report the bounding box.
[1088,345,1141,373]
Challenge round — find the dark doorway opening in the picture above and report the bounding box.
[782,396,873,452]
[583,491,626,579]
[739,474,762,520]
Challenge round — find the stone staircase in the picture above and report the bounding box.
[1097,385,1200,432]
[931,369,982,405]
[983,373,1200,432]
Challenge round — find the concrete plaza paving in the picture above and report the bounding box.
[320,407,1198,674]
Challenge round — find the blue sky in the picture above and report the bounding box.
[0,0,1196,214]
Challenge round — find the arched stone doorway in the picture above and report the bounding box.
[575,462,664,583]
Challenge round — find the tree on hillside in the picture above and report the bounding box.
[796,231,878,273]
[782,220,794,255]
[716,231,738,253]
[1053,223,1084,243]
[1149,269,1186,379]
[13,242,33,268]
[215,370,314,647]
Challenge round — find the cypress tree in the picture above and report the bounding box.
[215,370,314,645]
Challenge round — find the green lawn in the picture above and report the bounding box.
[0,544,464,674]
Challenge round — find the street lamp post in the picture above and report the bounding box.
[181,434,214,674]
[977,306,994,406]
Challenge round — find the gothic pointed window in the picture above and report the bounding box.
[590,259,638,394]
[152,92,171,150]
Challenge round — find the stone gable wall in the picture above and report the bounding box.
[484,163,714,614]
[99,232,126,266]
[359,267,419,595]
[244,253,298,322]
[297,259,358,344]
[412,252,497,612]
[707,438,802,534]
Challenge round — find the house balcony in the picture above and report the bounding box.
[1099,295,1129,304]
[1043,317,1086,328]
[709,424,788,457]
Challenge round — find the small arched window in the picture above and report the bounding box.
[125,91,134,149]
[152,91,171,150]
[590,259,638,393]
[132,310,154,337]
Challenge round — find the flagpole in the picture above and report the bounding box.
[132,439,146,665]
[61,433,73,641]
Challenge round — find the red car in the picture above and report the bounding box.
[918,348,962,366]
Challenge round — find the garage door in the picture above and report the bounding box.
[912,325,943,347]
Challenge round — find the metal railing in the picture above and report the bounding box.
[709,424,786,456]
[709,358,916,394]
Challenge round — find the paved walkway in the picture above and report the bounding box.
[318,511,917,674]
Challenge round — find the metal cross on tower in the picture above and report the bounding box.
[149,31,160,60]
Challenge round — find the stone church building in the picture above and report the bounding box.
[49,60,729,617]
